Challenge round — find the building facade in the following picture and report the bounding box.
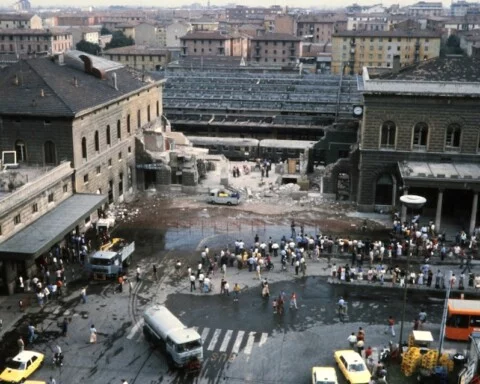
[67,27,100,46]
[134,22,166,47]
[251,33,302,64]
[407,1,444,17]
[165,21,192,48]
[331,29,441,75]
[0,13,42,29]
[181,31,243,56]
[346,14,393,31]
[0,29,73,55]
[103,46,169,71]
[355,57,480,237]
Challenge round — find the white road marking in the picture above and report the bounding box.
[52,306,61,315]
[208,329,221,351]
[126,319,144,340]
[219,330,233,352]
[201,327,210,342]
[232,331,245,354]
[259,333,268,347]
[244,332,256,355]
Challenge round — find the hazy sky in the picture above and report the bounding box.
[29,0,451,10]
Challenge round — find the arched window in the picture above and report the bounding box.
[156,100,160,117]
[106,125,111,146]
[413,122,428,149]
[380,121,396,148]
[445,124,461,151]
[44,141,56,165]
[117,120,121,139]
[127,114,131,134]
[81,137,87,159]
[15,140,27,162]
[137,109,141,128]
[94,131,99,152]
[147,105,151,123]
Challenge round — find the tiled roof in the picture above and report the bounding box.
[104,45,169,55]
[180,31,231,40]
[334,29,441,38]
[376,56,480,82]
[0,28,71,36]
[0,54,163,117]
[251,33,301,41]
[0,13,35,21]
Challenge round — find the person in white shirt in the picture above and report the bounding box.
[347,332,357,348]
[189,274,196,292]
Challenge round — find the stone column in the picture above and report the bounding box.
[401,188,408,223]
[435,189,444,232]
[469,191,478,236]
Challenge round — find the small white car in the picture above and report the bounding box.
[312,366,338,384]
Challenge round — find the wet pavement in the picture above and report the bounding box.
[0,196,472,384]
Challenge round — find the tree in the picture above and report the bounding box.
[100,26,111,36]
[76,40,101,55]
[442,34,464,55]
[105,31,134,50]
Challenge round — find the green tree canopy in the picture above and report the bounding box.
[105,31,135,50]
[76,39,101,55]
[100,26,111,35]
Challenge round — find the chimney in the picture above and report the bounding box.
[40,89,45,97]
[392,55,401,74]
[73,77,78,87]
[112,72,118,90]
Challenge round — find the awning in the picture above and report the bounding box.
[398,161,480,189]
[0,194,107,261]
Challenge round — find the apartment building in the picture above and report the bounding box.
[225,5,283,20]
[66,26,100,46]
[331,29,441,74]
[346,13,393,31]
[297,15,345,43]
[0,29,73,55]
[135,22,166,47]
[407,1,444,17]
[103,45,169,71]
[251,33,302,64]
[181,31,248,57]
[165,21,192,48]
[0,13,42,29]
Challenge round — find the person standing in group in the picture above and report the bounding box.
[17,336,24,353]
[233,283,241,302]
[27,324,37,344]
[80,286,87,304]
[256,264,261,280]
[347,332,357,349]
[295,259,300,275]
[153,264,157,280]
[90,325,97,343]
[386,316,395,336]
[356,338,365,356]
[224,281,230,296]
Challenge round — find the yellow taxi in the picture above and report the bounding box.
[312,366,338,384]
[333,350,371,384]
[0,351,45,383]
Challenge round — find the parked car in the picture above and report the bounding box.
[333,350,371,384]
[312,366,338,384]
[0,351,45,383]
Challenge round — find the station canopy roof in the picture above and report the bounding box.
[398,161,480,189]
[0,194,106,260]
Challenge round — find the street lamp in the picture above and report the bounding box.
[398,194,427,350]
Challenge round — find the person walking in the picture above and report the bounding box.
[295,259,300,275]
[190,274,196,292]
[48,377,56,384]
[61,317,68,337]
[80,286,87,304]
[17,336,24,353]
[121,380,128,384]
[386,316,395,336]
[136,266,141,282]
[356,339,365,356]
[256,264,261,280]
[153,264,157,280]
[128,278,133,295]
[233,283,241,302]
[290,292,298,309]
[27,324,37,344]
[90,325,97,343]
[224,281,230,296]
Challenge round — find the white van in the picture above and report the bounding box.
[207,188,240,205]
[143,305,203,368]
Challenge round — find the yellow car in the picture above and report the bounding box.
[0,351,45,383]
[334,350,371,384]
[312,366,338,384]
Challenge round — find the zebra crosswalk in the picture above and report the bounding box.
[195,327,268,357]
[126,320,269,357]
